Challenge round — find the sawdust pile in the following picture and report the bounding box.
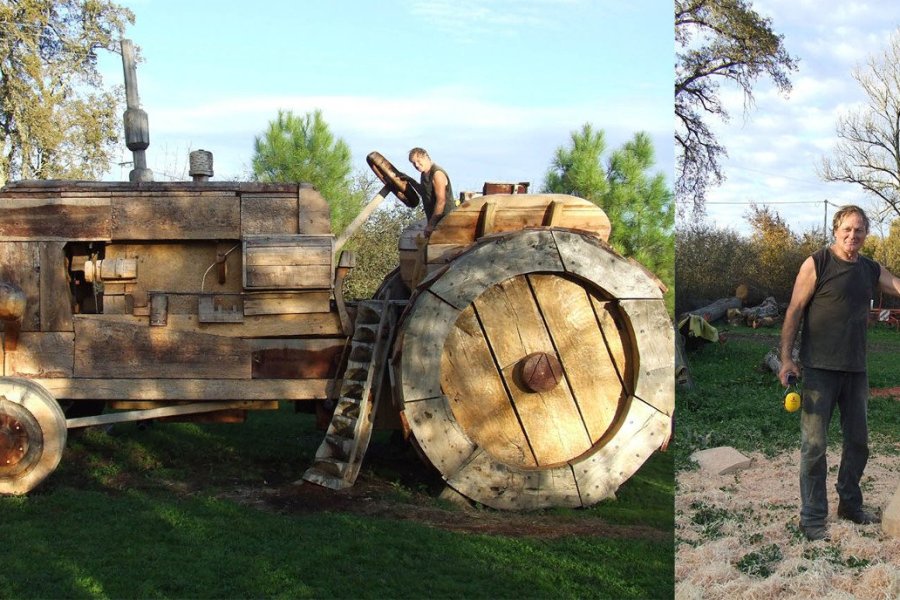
[676,449,900,599]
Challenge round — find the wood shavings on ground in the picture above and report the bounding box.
[676,449,900,599]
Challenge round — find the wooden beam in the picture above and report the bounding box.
[35,377,333,401]
[66,401,263,429]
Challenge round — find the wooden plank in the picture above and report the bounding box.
[592,298,633,393]
[530,274,622,443]
[553,229,661,300]
[39,242,74,332]
[78,313,346,339]
[36,377,332,401]
[298,185,332,235]
[4,332,74,378]
[619,298,674,415]
[571,397,671,506]
[474,276,591,466]
[245,265,332,290]
[429,194,610,245]
[251,341,344,379]
[65,401,270,429]
[401,395,478,478]
[243,291,331,315]
[425,243,468,265]
[0,197,111,240]
[74,318,251,379]
[111,194,240,239]
[428,229,563,311]
[441,304,537,468]
[243,235,334,290]
[241,194,299,235]
[447,450,581,510]
[0,242,40,331]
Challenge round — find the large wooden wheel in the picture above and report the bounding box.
[394,228,673,509]
[0,378,67,495]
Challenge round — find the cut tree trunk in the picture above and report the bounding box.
[683,297,742,324]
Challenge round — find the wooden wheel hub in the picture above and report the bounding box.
[519,352,563,393]
[0,396,42,476]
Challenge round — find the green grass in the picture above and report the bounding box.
[676,324,900,469]
[1,405,673,599]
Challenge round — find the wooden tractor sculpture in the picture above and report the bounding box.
[0,152,673,510]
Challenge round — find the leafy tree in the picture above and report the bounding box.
[542,124,674,314]
[675,222,751,315]
[252,109,364,234]
[820,30,900,222]
[0,0,134,184]
[342,204,423,301]
[675,0,796,213]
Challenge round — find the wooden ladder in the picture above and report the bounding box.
[302,300,393,489]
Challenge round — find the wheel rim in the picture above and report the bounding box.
[0,379,67,495]
[396,229,673,509]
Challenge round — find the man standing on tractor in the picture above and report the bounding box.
[779,204,900,541]
[408,147,454,236]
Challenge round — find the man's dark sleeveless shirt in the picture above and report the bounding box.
[420,163,454,221]
[799,247,880,372]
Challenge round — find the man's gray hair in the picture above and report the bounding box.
[832,205,870,234]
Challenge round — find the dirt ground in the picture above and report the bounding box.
[212,443,670,542]
[676,446,900,599]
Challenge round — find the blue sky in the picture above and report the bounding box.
[698,1,900,237]
[98,0,673,198]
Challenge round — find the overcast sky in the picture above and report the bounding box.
[696,1,900,237]
[98,0,672,200]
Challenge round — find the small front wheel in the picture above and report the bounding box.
[0,378,67,495]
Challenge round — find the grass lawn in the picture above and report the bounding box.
[1,403,673,599]
[675,323,900,468]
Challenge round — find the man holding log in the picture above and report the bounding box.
[780,205,900,541]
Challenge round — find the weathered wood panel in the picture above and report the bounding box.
[241,194,299,235]
[4,332,74,378]
[74,317,251,379]
[298,185,332,235]
[40,242,74,332]
[85,313,345,339]
[0,242,40,331]
[111,194,240,239]
[619,298,674,415]
[244,235,333,290]
[531,275,623,443]
[104,242,244,314]
[474,276,591,466]
[37,378,331,401]
[243,291,331,315]
[251,340,344,379]
[441,305,536,468]
[429,194,610,246]
[0,197,111,240]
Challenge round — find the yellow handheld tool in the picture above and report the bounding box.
[784,373,801,413]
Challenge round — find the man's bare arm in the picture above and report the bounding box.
[779,256,816,385]
[878,264,900,297]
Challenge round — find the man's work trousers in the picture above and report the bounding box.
[799,367,870,528]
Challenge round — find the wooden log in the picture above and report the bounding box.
[684,296,742,324]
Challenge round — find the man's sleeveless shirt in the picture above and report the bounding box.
[799,247,880,372]
[420,164,454,221]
